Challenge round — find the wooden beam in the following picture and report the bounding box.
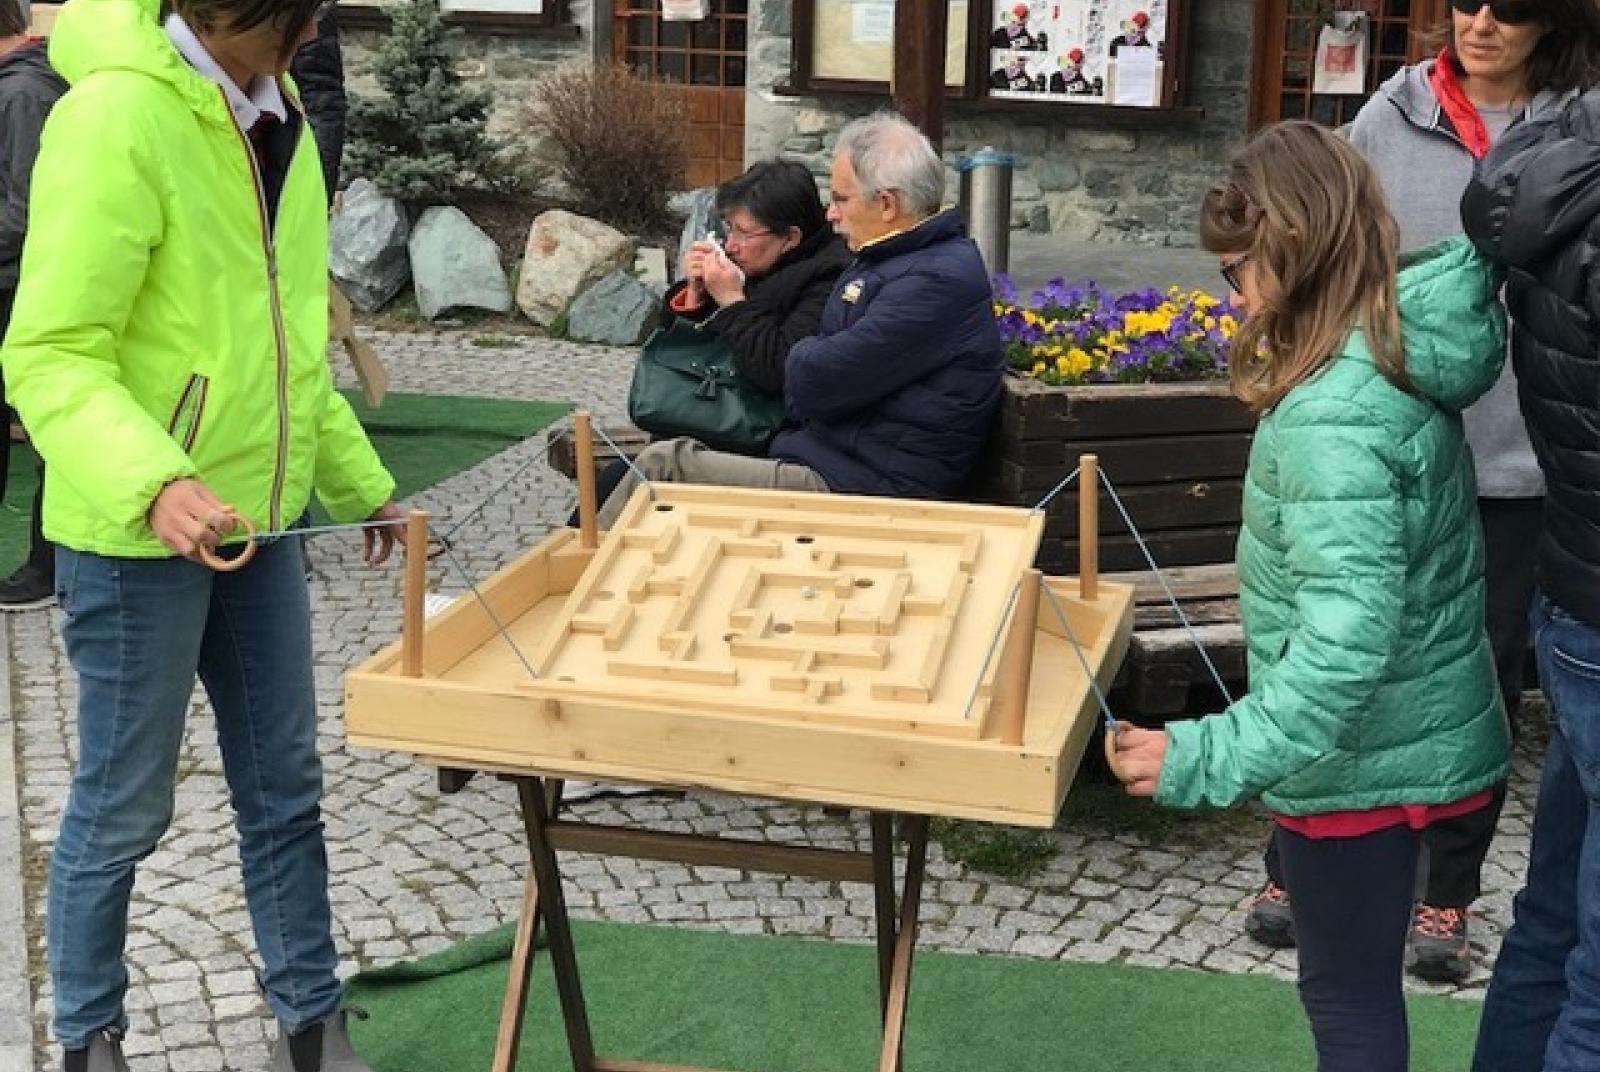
[892,0,946,151]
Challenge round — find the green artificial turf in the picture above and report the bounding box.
[345,919,1482,1071]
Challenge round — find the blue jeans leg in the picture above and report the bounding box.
[47,538,339,1047]
[198,535,339,1031]
[1473,592,1600,1072]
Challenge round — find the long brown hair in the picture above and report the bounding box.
[1199,122,1406,413]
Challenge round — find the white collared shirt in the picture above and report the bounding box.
[164,14,287,130]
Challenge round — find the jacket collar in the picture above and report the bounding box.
[854,208,967,262]
[164,14,287,130]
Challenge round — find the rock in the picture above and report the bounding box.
[515,210,636,327]
[634,246,670,289]
[674,188,718,281]
[329,178,411,313]
[566,272,662,347]
[408,206,512,321]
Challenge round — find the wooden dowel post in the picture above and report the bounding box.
[995,570,1041,747]
[402,509,429,678]
[573,411,599,550]
[1079,453,1099,602]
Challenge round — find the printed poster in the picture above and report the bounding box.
[988,0,1166,107]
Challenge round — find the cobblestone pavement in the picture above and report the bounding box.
[6,330,1538,1071]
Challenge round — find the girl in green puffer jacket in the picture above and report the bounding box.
[1109,122,1510,1072]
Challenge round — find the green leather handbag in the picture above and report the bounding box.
[627,319,786,455]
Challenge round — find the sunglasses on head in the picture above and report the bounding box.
[1450,0,1538,25]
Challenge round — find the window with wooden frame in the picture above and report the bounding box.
[784,0,1195,115]
[1249,0,1445,129]
[339,0,576,36]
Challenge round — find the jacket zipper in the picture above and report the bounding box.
[223,86,291,532]
[165,374,210,453]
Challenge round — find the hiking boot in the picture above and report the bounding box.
[1243,880,1296,949]
[272,1009,372,1072]
[0,563,54,610]
[63,1029,130,1072]
[1409,903,1472,984]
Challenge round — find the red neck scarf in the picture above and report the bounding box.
[1430,49,1492,159]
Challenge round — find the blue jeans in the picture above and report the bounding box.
[1474,592,1600,1072]
[47,537,340,1048]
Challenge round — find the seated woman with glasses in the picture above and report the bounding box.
[666,157,852,402]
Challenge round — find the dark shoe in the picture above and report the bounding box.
[0,563,54,610]
[273,1009,373,1072]
[63,1029,130,1072]
[1409,903,1472,983]
[1243,880,1296,949]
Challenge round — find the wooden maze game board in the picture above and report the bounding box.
[346,481,1134,827]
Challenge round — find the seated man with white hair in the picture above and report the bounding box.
[598,110,1003,527]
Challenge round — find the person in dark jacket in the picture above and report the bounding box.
[596,110,1002,527]
[669,158,851,397]
[1462,64,1600,1072]
[288,6,343,199]
[0,0,65,610]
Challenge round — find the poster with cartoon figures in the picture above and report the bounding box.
[988,1,1167,105]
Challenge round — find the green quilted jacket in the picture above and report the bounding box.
[1156,238,1512,815]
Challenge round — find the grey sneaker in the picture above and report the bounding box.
[272,1010,372,1072]
[1409,903,1472,984]
[63,1030,130,1072]
[1243,880,1297,949]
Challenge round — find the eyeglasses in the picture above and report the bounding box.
[1449,0,1538,25]
[723,219,777,243]
[1219,252,1250,295]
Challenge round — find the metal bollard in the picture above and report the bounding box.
[957,148,1020,277]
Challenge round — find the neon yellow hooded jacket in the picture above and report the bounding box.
[1,0,393,558]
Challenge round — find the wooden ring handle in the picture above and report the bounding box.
[197,512,258,573]
[1103,719,1130,782]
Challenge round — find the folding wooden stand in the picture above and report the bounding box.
[347,413,1134,1072]
[488,776,930,1072]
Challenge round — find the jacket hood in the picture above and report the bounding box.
[1378,59,1568,138]
[0,40,59,86]
[1462,88,1600,272]
[49,0,232,125]
[1343,237,1504,413]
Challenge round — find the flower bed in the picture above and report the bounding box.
[975,277,1256,574]
[993,276,1238,386]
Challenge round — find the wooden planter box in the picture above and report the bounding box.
[974,376,1258,575]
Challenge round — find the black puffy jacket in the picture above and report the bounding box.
[661,226,852,394]
[289,10,345,199]
[1462,89,1600,627]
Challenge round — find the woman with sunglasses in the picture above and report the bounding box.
[1240,0,1600,986]
[1,0,403,1068]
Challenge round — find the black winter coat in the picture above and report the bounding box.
[289,11,346,200]
[0,42,66,290]
[1462,89,1600,627]
[771,209,1003,499]
[662,226,851,394]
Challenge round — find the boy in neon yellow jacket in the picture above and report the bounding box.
[1,0,401,1068]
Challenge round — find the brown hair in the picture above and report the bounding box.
[0,0,27,37]
[1199,121,1406,413]
[165,0,323,63]
[1422,0,1600,94]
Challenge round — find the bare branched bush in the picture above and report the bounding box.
[525,63,688,236]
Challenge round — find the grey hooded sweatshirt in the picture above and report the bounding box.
[0,40,67,292]
[1347,61,1559,499]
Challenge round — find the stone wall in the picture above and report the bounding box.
[744,0,1256,246]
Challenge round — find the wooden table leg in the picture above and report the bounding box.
[519,776,598,1072]
[869,813,898,1021]
[492,778,573,1072]
[492,865,544,1072]
[878,815,930,1072]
